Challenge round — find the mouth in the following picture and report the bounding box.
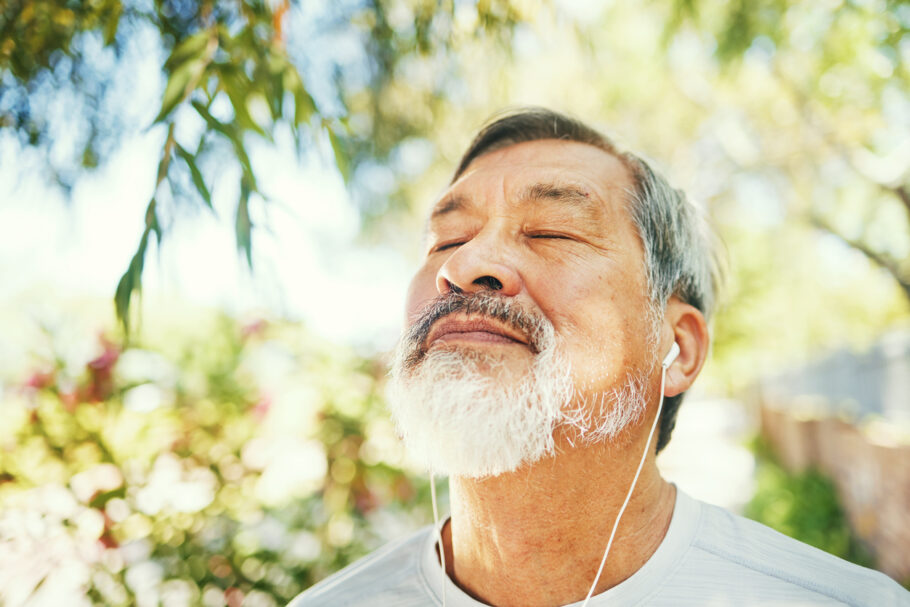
[425,315,530,350]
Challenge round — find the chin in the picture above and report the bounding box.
[387,344,573,478]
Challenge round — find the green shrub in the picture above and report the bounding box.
[745,438,873,568]
[0,316,434,606]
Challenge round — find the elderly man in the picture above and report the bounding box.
[291,109,907,606]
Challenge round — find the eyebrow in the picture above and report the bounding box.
[430,194,468,219]
[519,182,596,208]
[430,182,600,220]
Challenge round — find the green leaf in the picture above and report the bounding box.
[145,198,162,247]
[235,182,253,268]
[166,29,212,70]
[114,224,150,335]
[116,197,161,334]
[261,51,287,120]
[327,127,351,182]
[114,267,134,334]
[102,3,122,45]
[155,59,201,123]
[268,76,283,121]
[218,66,267,136]
[191,100,233,139]
[228,131,258,192]
[89,486,126,510]
[175,143,213,210]
[192,100,258,192]
[284,68,316,125]
[155,34,214,123]
[155,123,176,186]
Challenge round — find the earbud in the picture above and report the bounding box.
[662,341,680,369]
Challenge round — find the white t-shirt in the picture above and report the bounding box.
[289,489,908,606]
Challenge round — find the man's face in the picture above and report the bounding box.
[389,139,658,477]
[409,140,654,389]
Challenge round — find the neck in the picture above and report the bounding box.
[439,433,676,607]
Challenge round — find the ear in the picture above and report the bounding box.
[661,297,709,398]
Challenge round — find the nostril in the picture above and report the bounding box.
[473,276,503,290]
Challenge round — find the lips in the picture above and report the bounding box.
[425,315,529,349]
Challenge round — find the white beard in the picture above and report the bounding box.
[388,297,650,478]
[558,372,649,448]
[389,324,572,478]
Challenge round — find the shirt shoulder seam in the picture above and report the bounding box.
[299,527,430,601]
[691,535,859,603]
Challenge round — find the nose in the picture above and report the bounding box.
[435,234,522,296]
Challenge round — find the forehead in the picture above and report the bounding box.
[432,139,635,218]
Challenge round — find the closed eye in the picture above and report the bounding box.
[432,241,466,253]
[529,233,573,241]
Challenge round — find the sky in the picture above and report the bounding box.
[0,8,440,372]
[0,125,415,358]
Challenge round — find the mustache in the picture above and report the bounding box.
[400,291,550,368]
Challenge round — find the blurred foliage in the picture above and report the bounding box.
[372,0,910,386]
[745,437,873,568]
[3,0,908,364]
[0,0,532,333]
[0,315,437,605]
[660,0,910,300]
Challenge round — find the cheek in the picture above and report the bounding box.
[404,265,440,324]
[529,262,617,337]
[533,266,652,382]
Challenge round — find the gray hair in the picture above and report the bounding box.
[452,107,721,452]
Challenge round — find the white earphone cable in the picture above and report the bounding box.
[430,472,447,607]
[430,344,676,607]
[580,363,669,607]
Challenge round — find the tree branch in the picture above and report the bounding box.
[771,64,910,229]
[890,184,910,220]
[811,215,910,302]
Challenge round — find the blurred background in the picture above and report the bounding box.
[1,0,909,605]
